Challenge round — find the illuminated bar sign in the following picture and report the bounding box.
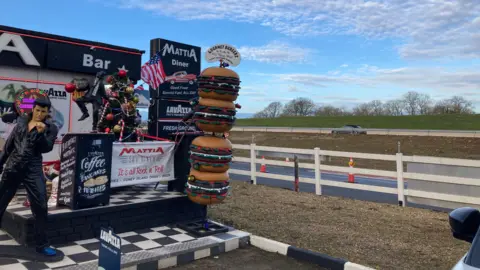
[14,88,49,116]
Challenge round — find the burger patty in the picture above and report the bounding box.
[197,75,240,85]
[187,180,229,189]
[198,88,239,95]
[194,105,236,116]
[190,151,232,160]
[194,112,236,121]
[190,144,232,155]
[185,187,229,196]
[189,156,231,165]
[193,117,236,126]
[198,82,240,91]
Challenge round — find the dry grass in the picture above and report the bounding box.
[209,182,470,270]
[230,131,480,171]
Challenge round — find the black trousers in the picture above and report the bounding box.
[0,167,48,249]
[75,96,102,130]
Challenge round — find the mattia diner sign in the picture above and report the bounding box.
[205,44,241,67]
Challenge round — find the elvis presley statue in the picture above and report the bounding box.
[0,97,58,256]
[75,70,107,130]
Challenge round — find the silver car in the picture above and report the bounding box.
[331,125,367,135]
[449,207,480,269]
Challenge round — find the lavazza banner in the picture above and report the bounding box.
[110,141,175,187]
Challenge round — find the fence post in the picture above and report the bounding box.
[250,143,257,185]
[396,153,406,207]
[294,155,299,192]
[314,147,322,195]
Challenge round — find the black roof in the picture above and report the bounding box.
[0,25,145,55]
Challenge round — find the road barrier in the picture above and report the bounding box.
[231,126,480,138]
[231,143,480,208]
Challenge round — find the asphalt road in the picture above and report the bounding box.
[230,162,449,212]
[168,246,323,270]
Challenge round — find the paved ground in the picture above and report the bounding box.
[168,246,323,269]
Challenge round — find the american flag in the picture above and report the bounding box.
[141,52,166,89]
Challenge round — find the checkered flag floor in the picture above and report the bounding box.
[6,184,185,218]
[0,225,201,269]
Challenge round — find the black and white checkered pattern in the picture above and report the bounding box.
[6,184,184,218]
[0,225,200,269]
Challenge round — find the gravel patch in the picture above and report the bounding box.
[209,181,470,270]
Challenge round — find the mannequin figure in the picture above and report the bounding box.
[0,98,58,256]
[75,71,107,130]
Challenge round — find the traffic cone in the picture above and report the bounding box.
[348,157,355,183]
[260,156,267,173]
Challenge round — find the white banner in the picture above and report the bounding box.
[111,141,175,188]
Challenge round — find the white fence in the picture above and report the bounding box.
[230,144,480,207]
[231,126,480,138]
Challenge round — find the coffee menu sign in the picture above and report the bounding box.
[57,133,114,210]
[0,25,144,80]
[57,135,77,207]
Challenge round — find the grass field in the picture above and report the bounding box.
[236,114,480,130]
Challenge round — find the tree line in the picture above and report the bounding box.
[253,91,475,118]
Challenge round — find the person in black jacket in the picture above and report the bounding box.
[75,70,107,130]
[0,97,58,256]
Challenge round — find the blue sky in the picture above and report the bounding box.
[2,0,480,113]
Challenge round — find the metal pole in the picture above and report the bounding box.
[294,155,299,192]
[397,141,401,153]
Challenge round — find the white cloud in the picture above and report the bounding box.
[265,65,480,93]
[340,64,348,68]
[117,0,480,59]
[237,41,313,64]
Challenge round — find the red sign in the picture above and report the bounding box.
[119,147,164,156]
[14,88,49,116]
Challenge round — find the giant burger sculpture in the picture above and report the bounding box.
[181,44,241,235]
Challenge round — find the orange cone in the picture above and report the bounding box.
[348,157,355,183]
[260,156,267,173]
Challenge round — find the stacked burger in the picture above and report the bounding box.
[186,67,241,205]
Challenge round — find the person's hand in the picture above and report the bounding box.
[36,122,46,133]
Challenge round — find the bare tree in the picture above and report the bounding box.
[448,96,474,114]
[315,105,347,116]
[261,102,284,118]
[282,98,316,116]
[253,110,269,118]
[417,93,433,115]
[368,100,384,115]
[402,91,421,115]
[352,103,373,116]
[432,96,474,114]
[383,99,405,116]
